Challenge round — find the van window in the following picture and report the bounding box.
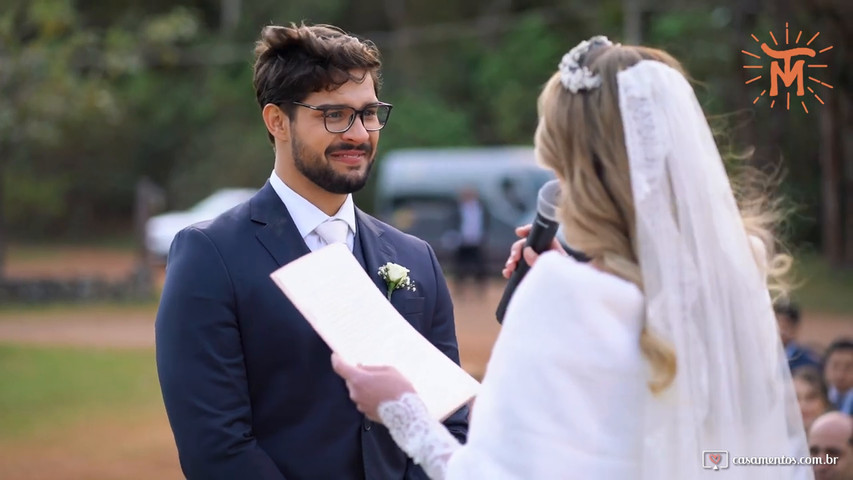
[388,196,458,248]
[374,147,555,274]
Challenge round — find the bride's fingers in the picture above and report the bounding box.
[502,262,514,279]
[358,365,395,373]
[331,353,361,381]
[502,239,526,278]
[509,241,523,263]
[522,247,539,267]
[515,224,532,238]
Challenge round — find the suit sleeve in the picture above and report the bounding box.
[155,227,286,480]
[424,242,470,443]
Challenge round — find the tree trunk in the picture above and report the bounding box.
[841,89,853,265]
[732,0,760,156]
[623,0,643,45]
[220,0,241,34]
[818,77,843,265]
[478,0,514,48]
[0,144,6,279]
[383,0,417,86]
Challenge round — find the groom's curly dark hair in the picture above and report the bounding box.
[252,22,383,143]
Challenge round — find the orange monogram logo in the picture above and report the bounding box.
[742,23,833,113]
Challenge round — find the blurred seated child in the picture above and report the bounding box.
[824,338,853,415]
[793,366,832,431]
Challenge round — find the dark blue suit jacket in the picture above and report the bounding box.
[155,182,469,479]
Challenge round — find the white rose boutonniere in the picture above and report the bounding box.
[378,262,416,300]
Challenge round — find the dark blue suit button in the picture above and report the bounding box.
[363,419,372,431]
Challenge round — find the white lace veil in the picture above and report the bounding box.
[617,60,812,479]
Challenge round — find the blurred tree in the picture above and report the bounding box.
[0,0,845,270]
[0,0,203,276]
[796,0,853,266]
[220,0,242,33]
[0,0,121,276]
[471,13,575,144]
[622,0,644,44]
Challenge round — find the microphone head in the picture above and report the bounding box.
[536,179,561,222]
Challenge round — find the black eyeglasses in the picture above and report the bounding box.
[291,101,393,133]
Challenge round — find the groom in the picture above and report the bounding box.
[155,23,468,479]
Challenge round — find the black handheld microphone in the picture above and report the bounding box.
[495,179,560,324]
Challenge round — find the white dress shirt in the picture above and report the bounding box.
[459,199,484,246]
[269,171,356,252]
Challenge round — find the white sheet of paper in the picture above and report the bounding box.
[269,243,480,421]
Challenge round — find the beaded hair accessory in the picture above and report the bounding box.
[558,35,615,93]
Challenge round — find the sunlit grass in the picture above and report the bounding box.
[790,252,853,315]
[0,344,162,440]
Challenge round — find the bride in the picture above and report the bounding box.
[332,36,812,479]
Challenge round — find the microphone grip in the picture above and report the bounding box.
[495,216,558,324]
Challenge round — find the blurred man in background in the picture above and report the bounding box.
[809,411,853,480]
[825,339,853,415]
[452,186,488,298]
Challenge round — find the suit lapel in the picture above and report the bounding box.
[251,181,310,266]
[251,187,395,293]
[356,209,396,294]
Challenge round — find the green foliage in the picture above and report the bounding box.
[471,14,564,143]
[0,344,161,439]
[379,93,477,151]
[232,0,349,38]
[3,171,68,231]
[0,0,841,261]
[0,1,209,236]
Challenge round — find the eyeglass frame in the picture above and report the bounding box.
[290,101,393,133]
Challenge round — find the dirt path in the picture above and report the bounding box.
[5,246,141,281]
[0,280,849,377]
[0,306,157,349]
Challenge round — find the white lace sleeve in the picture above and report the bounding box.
[377,392,462,480]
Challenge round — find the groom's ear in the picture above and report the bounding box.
[262,104,291,143]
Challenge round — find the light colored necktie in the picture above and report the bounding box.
[314,218,349,247]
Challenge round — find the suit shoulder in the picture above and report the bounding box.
[184,200,252,239]
[360,212,432,250]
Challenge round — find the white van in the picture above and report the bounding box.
[374,146,555,274]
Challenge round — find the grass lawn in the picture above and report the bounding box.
[0,344,162,440]
[790,252,853,315]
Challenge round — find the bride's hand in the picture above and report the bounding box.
[501,224,566,279]
[331,353,416,422]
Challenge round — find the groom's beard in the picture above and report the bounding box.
[292,136,374,194]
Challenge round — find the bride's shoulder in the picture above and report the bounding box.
[503,251,645,333]
[526,251,642,302]
[500,251,645,367]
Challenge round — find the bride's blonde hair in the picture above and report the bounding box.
[535,44,790,393]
